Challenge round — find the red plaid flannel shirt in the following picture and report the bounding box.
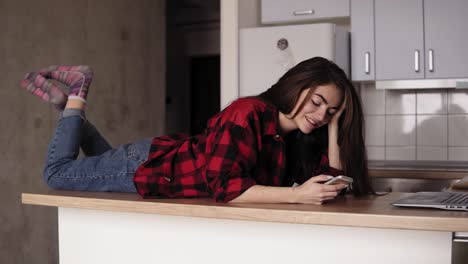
[133,98,343,202]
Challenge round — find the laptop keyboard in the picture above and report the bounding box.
[442,193,468,205]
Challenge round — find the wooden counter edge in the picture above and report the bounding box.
[22,192,468,233]
[369,169,468,179]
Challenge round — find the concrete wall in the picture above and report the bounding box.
[0,0,166,263]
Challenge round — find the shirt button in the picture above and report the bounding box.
[274,134,281,140]
[163,176,172,182]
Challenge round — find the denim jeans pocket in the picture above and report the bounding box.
[126,138,152,164]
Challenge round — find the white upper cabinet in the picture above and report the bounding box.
[351,0,468,81]
[261,0,350,24]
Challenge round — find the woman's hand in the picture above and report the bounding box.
[291,175,348,205]
[329,97,346,127]
[328,98,346,169]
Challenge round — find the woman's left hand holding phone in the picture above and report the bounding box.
[291,175,348,205]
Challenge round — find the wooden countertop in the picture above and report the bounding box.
[369,169,468,180]
[22,191,468,232]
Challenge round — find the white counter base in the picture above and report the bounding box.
[59,207,453,264]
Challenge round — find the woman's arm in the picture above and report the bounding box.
[327,99,346,170]
[229,175,347,205]
[328,124,342,170]
[229,185,295,203]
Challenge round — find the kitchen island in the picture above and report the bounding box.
[22,191,468,264]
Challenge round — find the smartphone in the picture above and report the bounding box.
[324,175,353,185]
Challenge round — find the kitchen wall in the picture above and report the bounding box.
[230,0,468,163]
[0,0,165,263]
[362,84,468,161]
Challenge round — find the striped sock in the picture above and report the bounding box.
[42,65,93,103]
[19,72,67,110]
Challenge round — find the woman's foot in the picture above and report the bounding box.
[19,65,94,110]
[45,65,93,103]
[19,72,68,110]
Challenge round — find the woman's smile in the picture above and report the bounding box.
[305,116,318,129]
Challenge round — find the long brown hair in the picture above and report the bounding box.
[257,57,373,196]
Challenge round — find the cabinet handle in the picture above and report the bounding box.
[414,50,420,72]
[293,9,315,16]
[454,232,468,243]
[365,52,370,74]
[428,49,434,72]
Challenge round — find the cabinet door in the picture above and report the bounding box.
[261,0,350,24]
[375,0,424,80]
[424,0,468,79]
[351,0,374,81]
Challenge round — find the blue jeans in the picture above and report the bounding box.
[43,109,151,192]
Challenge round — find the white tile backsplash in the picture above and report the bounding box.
[416,90,447,114]
[448,115,468,146]
[448,147,468,161]
[365,115,385,146]
[360,83,385,115]
[417,147,448,161]
[448,91,468,114]
[386,90,416,115]
[367,146,385,160]
[386,147,416,160]
[359,87,468,161]
[416,115,447,146]
[386,115,416,146]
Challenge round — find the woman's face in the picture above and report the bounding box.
[284,84,343,134]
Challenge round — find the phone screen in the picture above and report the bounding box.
[326,179,350,185]
[324,176,353,185]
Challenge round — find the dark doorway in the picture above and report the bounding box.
[190,56,220,135]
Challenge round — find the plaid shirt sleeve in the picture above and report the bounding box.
[204,112,260,202]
